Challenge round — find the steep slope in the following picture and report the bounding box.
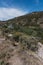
[0,37,43,65]
[0,11,43,65]
[6,11,43,27]
[1,11,43,42]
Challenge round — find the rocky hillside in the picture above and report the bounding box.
[0,11,43,65]
[1,11,43,42]
[6,11,43,28]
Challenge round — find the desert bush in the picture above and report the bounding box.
[20,36,38,52]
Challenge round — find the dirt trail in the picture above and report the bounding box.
[7,45,24,65]
[0,37,43,65]
[0,37,23,65]
[8,54,23,65]
[8,45,43,65]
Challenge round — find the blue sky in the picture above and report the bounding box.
[0,0,43,20]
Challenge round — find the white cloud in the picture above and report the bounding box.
[0,8,27,21]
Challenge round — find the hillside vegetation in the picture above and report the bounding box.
[0,11,43,65]
[1,11,43,41]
